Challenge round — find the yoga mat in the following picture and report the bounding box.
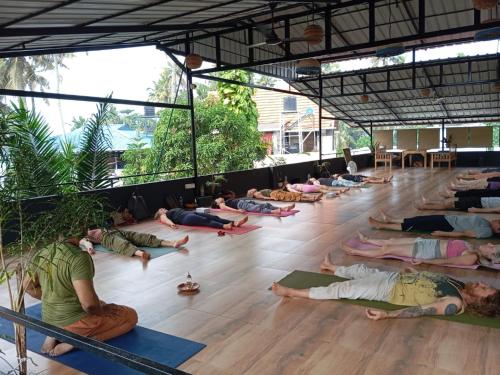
[345,238,500,271]
[210,208,300,217]
[177,224,260,235]
[93,244,179,259]
[0,304,205,374]
[274,270,500,329]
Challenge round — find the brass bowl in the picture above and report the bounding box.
[177,282,200,295]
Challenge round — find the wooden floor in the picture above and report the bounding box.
[1,167,499,375]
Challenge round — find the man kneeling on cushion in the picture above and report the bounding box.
[23,239,138,356]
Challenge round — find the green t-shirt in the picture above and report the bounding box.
[36,242,95,327]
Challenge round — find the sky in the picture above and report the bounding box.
[4,39,499,136]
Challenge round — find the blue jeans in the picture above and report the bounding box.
[180,212,232,229]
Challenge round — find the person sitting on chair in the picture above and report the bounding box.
[80,227,189,261]
[368,210,500,239]
[272,255,500,320]
[342,231,500,267]
[23,239,139,357]
[213,197,294,215]
[155,207,248,230]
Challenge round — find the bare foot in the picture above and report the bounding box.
[379,210,390,222]
[223,223,233,230]
[173,235,189,248]
[141,250,151,261]
[386,175,393,182]
[41,337,57,354]
[357,231,369,243]
[271,208,282,215]
[48,343,74,357]
[369,216,384,229]
[234,216,248,227]
[341,242,360,256]
[271,282,293,297]
[284,203,295,211]
[319,253,336,273]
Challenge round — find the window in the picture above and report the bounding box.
[283,96,297,112]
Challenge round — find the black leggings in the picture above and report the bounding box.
[180,212,232,229]
[456,189,500,198]
[401,215,454,232]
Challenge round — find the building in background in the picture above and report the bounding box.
[254,88,336,155]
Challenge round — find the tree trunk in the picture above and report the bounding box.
[15,263,27,375]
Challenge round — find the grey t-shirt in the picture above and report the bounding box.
[444,215,492,238]
[480,197,500,208]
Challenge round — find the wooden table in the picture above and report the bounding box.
[401,149,427,169]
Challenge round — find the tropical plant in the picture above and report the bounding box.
[148,62,187,103]
[370,54,406,67]
[121,132,150,185]
[205,174,227,196]
[74,102,113,191]
[70,115,86,130]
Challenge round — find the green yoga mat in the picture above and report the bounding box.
[94,245,178,259]
[275,270,500,329]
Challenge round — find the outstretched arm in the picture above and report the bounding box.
[431,230,477,238]
[254,192,273,200]
[218,202,242,213]
[468,207,500,213]
[286,186,301,193]
[365,297,463,320]
[159,214,177,228]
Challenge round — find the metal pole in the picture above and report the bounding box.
[187,71,199,193]
[319,71,323,162]
[441,118,445,151]
[370,121,373,149]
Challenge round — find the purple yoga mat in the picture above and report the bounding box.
[344,237,480,269]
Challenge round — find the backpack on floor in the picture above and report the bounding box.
[127,193,150,221]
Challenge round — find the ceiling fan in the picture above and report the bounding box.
[248,2,314,48]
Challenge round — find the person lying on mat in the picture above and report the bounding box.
[308,177,364,188]
[368,210,500,239]
[448,177,500,191]
[285,182,348,195]
[246,188,323,202]
[23,239,138,356]
[212,197,295,215]
[464,168,500,176]
[416,196,500,213]
[79,227,189,261]
[154,207,248,230]
[440,187,500,199]
[456,171,500,180]
[342,231,500,266]
[272,255,500,320]
[332,173,393,184]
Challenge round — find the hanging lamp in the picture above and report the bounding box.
[360,94,370,103]
[186,53,203,70]
[493,81,500,92]
[296,58,321,75]
[304,24,324,45]
[420,88,432,97]
[472,0,497,10]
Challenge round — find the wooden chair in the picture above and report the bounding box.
[430,144,457,169]
[374,149,392,170]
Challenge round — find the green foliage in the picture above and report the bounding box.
[70,115,86,130]
[2,101,62,198]
[216,70,258,123]
[75,102,112,190]
[122,132,150,184]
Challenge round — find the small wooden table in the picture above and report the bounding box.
[384,149,405,169]
[401,150,427,170]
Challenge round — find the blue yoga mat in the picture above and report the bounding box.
[0,304,205,374]
[94,244,179,259]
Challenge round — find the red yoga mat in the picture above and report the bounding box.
[344,237,480,270]
[210,208,300,217]
[177,224,261,235]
